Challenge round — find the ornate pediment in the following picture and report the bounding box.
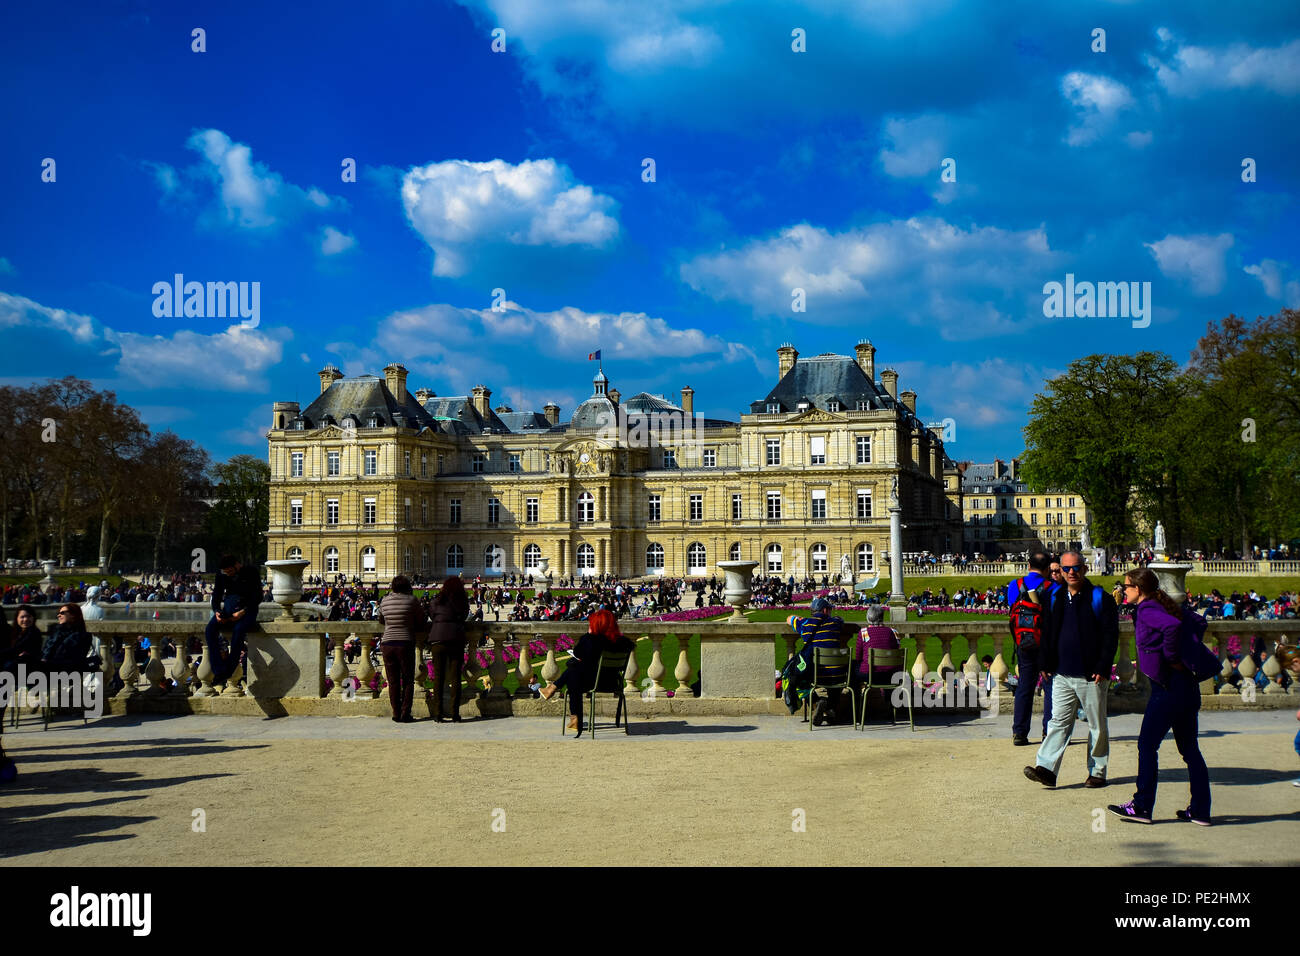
[789,408,842,424]
[550,437,616,476]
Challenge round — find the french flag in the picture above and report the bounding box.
[588,350,601,360]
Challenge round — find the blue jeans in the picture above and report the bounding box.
[1012,649,1053,738]
[1133,670,1210,818]
[205,614,252,682]
[1036,675,1109,779]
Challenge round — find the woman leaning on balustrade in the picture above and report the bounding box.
[377,575,429,724]
[427,576,470,723]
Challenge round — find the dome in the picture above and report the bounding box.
[570,395,617,430]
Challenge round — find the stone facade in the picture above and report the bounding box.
[959,458,1092,556]
[266,342,964,581]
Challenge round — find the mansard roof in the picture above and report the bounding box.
[751,353,895,414]
[298,375,439,430]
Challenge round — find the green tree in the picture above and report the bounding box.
[206,455,270,565]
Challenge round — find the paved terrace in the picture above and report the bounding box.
[1,710,1296,867]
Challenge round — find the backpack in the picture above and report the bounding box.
[1010,577,1049,652]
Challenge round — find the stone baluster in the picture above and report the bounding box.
[1197,632,1220,696]
[144,637,168,695]
[414,639,427,698]
[647,636,667,696]
[118,636,140,698]
[541,635,560,686]
[489,634,509,696]
[100,639,115,697]
[910,636,930,684]
[328,634,350,696]
[1216,634,1237,694]
[1116,630,1136,687]
[194,638,217,697]
[222,658,245,697]
[674,633,695,697]
[355,635,377,699]
[1260,636,1284,694]
[624,641,641,697]
[169,637,191,696]
[961,634,981,683]
[515,637,534,697]
[990,636,1010,690]
[1237,636,1258,688]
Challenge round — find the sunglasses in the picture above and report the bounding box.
[1060,566,1083,573]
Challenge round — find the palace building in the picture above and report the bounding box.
[265,341,965,580]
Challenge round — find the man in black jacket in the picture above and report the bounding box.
[206,555,262,685]
[1024,551,1119,789]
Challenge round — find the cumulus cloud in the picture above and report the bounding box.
[679,218,1059,340]
[1244,259,1300,307]
[401,159,619,277]
[878,114,951,178]
[1145,233,1234,295]
[1060,72,1135,146]
[0,292,102,344]
[319,226,357,256]
[1148,33,1300,97]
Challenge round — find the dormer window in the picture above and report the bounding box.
[368,415,380,428]
[766,402,780,413]
[827,400,841,412]
[796,402,810,411]
[856,400,870,411]
[292,418,305,430]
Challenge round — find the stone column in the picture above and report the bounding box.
[221,660,245,697]
[193,639,217,697]
[647,636,667,695]
[623,637,643,696]
[937,637,955,676]
[144,639,167,695]
[355,635,377,699]
[169,637,191,696]
[990,636,1010,690]
[673,634,695,697]
[541,635,560,685]
[329,635,350,696]
[888,502,906,622]
[489,634,509,696]
[515,637,534,697]
[100,639,115,697]
[118,636,140,698]
[910,637,930,684]
[1260,636,1285,694]
[962,634,980,683]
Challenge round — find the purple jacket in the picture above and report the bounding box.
[1133,599,1207,687]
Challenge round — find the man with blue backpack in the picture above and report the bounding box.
[1024,551,1119,789]
[1008,551,1057,746]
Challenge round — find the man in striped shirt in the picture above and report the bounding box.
[787,597,848,725]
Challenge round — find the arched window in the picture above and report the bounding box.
[577,491,594,522]
[446,545,464,572]
[523,544,541,569]
[645,543,664,572]
[576,543,595,574]
[485,544,504,573]
[766,543,783,574]
[361,546,376,572]
[286,547,302,560]
[729,542,741,562]
[324,547,339,573]
[857,543,874,573]
[687,542,706,573]
[811,543,828,573]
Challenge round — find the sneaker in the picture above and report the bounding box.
[1106,802,1152,824]
[1023,765,1057,788]
[1175,808,1211,827]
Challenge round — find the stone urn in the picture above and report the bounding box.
[264,559,311,619]
[717,560,759,622]
[1147,562,1193,604]
[537,557,550,576]
[40,559,57,589]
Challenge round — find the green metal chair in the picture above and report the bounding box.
[557,649,632,739]
[857,647,914,732]
[802,646,855,731]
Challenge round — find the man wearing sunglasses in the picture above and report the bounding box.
[1024,551,1119,789]
[1007,550,1057,745]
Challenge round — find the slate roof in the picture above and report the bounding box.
[750,353,894,414]
[297,375,439,430]
[961,461,1027,493]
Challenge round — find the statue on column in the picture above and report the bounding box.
[1153,521,1167,556]
[889,475,899,508]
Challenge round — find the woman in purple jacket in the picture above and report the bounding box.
[1108,568,1211,826]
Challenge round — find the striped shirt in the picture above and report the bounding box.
[787,613,847,680]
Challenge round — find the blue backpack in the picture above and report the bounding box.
[1051,585,1104,616]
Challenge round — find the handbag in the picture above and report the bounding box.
[1178,610,1220,682]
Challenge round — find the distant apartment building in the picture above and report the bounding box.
[958,458,1091,556]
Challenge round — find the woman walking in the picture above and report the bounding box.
[1108,569,1211,825]
[377,575,428,723]
[428,576,470,722]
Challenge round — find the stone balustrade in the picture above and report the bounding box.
[893,560,1297,577]
[57,616,1296,719]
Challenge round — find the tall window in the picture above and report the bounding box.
[731,494,743,521]
[729,543,741,561]
[420,454,428,477]
[421,497,428,525]
[857,543,874,573]
[403,547,413,571]
[446,545,464,571]
[363,498,376,525]
[576,543,595,573]
[648,494,661,522]
[811,489,827,520]
[526,497,539,523]
[577,492,594,522]
[403,497,411,526]
[472,453,486,473]
[291,452,303,477]
[810,435,826,465]
[646,543,664,571]
[361,546,376,572]
[811,544,828,573]
[856,436,872,464]
[449,499,461,525]
[662,449,677,469]
[364,450,377,476]
[857,489,872,519]
[290,499,302,526]
[689,494,703,520]
[766,491,782,520]
[327,451,340,476]
[524,544,541,569]
[687,542,706,573]
[421,545,430,571]
[703,448,716,467]
[766,439,781,466]
[509,453,521,473]
[488,498,500,524]
[326,499,339,525]
[766,543,783,573]
[403,450,411,475]
[324,547,339,573]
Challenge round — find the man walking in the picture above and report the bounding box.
[205,555,262,686]
[1008,551,1056,746]
[1024,551,1118,788]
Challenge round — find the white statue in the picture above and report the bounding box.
[889,475,899,507]
[1154,521,1167,555]
[839,553,852,581]
[1080,525,1091,553]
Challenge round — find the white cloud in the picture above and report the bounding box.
[878,114,950,178]
[319,226,357,256]
[679,217,1059,340]
[1060,72,1134,146]
[401,159,619,277]
[0,292,102,344]
[1244,259,1300,307]
[1125,130,1153,149]
[1145,233,1234,295]
[182,129,344,229]
[894,357,1062,428]
[1148,35,1300,97]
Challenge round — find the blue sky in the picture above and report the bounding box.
[2,0,1297,461]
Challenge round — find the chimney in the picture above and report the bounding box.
[318,365,343,394]
[494,404,513,414]
[471,385,491,418]
[900,389,917,414]
[994,457,1004,479]
[608,387,621,406]
[415,387,435,405]
[272,401,299,431]
[881,368,898,400]
[680,386,694,415]
[854,340,876,380]
[543,402,560,426]
[383,363,408,398]
[777,343,799,379]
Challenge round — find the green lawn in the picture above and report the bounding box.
[849,574,1300,597]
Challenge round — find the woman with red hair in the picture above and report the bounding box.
[540,609,635,732]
